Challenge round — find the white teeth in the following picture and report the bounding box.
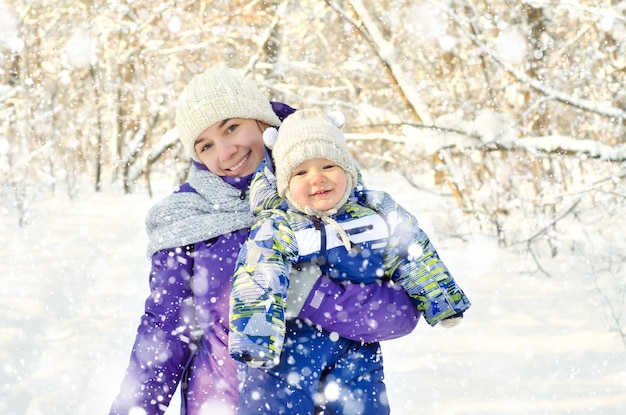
[229,154,249,171]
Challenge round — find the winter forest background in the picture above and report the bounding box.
[1,0,625,414]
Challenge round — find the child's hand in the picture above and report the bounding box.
[439,312,464,328]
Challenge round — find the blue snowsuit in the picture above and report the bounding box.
[238,319,388,415]
[229,160,471,414]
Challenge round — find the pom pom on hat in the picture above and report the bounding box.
[272,108,357,215]
[175,63,281,161]
[326,111,345,128]
[263,127,279,149]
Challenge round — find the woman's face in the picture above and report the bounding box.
[194,118,267,177]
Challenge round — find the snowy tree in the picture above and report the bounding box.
[1,1,625,413]
[1,0,624,256]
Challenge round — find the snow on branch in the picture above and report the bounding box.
[443,6,626,121]
[516,135,626,161]
[326,0,434,125]
[242,0,290,75]
[128,127,180,183]
[345,123,626,162]
[146,127,180,162]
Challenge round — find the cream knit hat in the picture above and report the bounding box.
[175,63,281,161]
[265,108,357,215]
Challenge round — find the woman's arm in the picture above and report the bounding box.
[109,247,197,415]
[296,273,421,342]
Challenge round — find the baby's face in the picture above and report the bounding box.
[288,158,348,212]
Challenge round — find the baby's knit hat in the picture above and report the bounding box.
[175,63,281,161]
[264,108,357,215]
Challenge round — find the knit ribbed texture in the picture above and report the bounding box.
[175,63,281,161]
[145,165,255,257]
[272,108,357,215]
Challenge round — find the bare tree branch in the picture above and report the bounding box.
[325,0,434,124]
[242,0,290,75]
[441,3,626,121]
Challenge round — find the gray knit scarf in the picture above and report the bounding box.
[145,165,255,257]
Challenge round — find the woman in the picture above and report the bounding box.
[109,63,418,415]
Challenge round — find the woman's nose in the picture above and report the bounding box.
[218,142,237,162]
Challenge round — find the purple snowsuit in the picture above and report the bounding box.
[109,106,418,415]
[108,174,253,415]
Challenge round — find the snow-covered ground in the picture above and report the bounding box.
[1,169,624,415]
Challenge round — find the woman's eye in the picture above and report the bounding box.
[200,143,213,152]
[226,123,238,134]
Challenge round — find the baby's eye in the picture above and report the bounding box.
[293,170,307,177]
[323,164,337,170]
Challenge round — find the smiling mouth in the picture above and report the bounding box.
[228,152,250,172]
[312,189,332,196]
